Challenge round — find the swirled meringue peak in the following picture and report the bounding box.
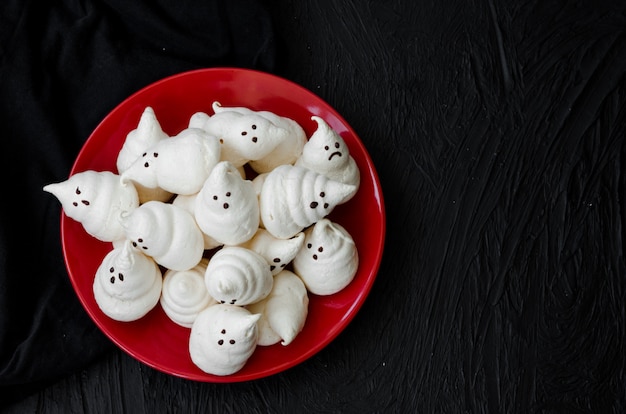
[121,127,220,196]
[116,106,169,173]
[295,116,360,202]
[120,200,204,271]
[293,219,359,295]
[189,304,260,376]
[192,107,290,168]
[204,246,273,306]
[259,165,356,239]
[43,170,139,242]
[160,259,217,328]
[212,101,307,173]
[238,228,305,275]
[247,270,309,346]
[194,161,260,245]
[93,239,162,322]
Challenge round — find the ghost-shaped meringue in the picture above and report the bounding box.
[43,170,139,242]
[160,259,217,328]
[295,116,360,202]
[189,304,260,376]
[121,127,220,196]
[211,101,307,173]
[120,200,204,271]
[247,270,309,346]
[93,239,163,321]
[190,108,290,168]
[204,246,273,306]
[293,219,358,295]
[171,193,222,250]
[194,161,259,245]
[238,228,304,275]
[259,165,356,239]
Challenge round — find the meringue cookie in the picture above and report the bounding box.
[212,101,307,173]
[191,108,289,168]
[160,259,217,328]
[238,228,305,275]
[93,239,162,321]
[116,106,169,173]
[43,170,139,242]
[194,161,259,245]
[259,164,356,239]
[121,200,204,271]
[204,246,273,306]
[295,116,360,202]
[189,304,260,376]
[247,270,309,346]
[121,127,221,195]
[293,219,358,295]
[171,193,222,250]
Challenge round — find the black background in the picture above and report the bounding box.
[3,0,626,412]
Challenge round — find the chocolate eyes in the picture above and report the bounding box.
[108,267,124,283]
[241,125,258,142]
[213,192,232,209]
[217,329,236,345]
[324,142,340,150]
[307,244,324,260]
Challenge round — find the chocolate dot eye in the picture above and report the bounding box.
[310,201,318,208]
[219,138,224,144]
[81,200,90,206]
[218,339,224,345]
[230,299,236,304]
[118,273,124,281]
[110,276,115,284]
[281,263,286,268]
[153,152,158,157]
[142,246,148,250]
[335,142,340,148]
[313,254,318,260]
[109,267,114,273]
[229,339,236,344]
[273,257,281,263]
[324,203,329,208]
[320,192,325,197]
[270,265,276,271]
[223,203,229,209]
[252,137,258,143]
[220,300,225,304]
[138,238,143,243]
[221,329,226,334]
[213,195,218,200]
[132,242,137,247]
[75,187,81,195]
[318,246,323,252]
[226,192,231,197]
[72,202,78,206]
[307,243,312,248]
[251,124,257,129]
[144,162,149,167]
[142,152,147,157]
[324,145,329,150]
[241,131,247,136]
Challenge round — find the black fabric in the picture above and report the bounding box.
[0,0,275,400]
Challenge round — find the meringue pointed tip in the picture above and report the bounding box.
[212,101,222,112]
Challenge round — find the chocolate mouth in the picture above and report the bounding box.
[328,151,342,160]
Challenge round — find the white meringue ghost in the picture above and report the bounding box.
[116,106,169,173]
[189,304,260,376]
[293,219,358,295]
[160,259,217,328]
[247,270,309,346]
[295,116,360,202]
[238,228,304,275]
[204,246,273,306]
[121,127,221,196]
[93,239,163,321]
[259,164,356,239]
[120,200,204,271]
[171,193,222,250]
[194,161,260,245]
[211,101,307,173]
[191,108,290,168]
[43,170,139,242]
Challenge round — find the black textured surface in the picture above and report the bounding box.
[3,0,626,412]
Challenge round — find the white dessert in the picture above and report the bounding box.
[189,304,260,376]
[171,193,222,250]
[120,200,204,271]
[238,228,304,275]
[211,101,307,173]
[43,170,139,242]
[190,108,289,168]
[247,270,309,346]
[160,259,217,328]
[204,246,273,306]
[259,164,356,239]
[116,106,169,173]
[121,127,221,196]
[293,219,358,295]
[295,116,360,202]
[93,239,162,321]
[194,161,259,245]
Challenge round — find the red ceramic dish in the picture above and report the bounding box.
[61,68,385,382]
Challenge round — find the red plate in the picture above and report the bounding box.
[61,68,385,382]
